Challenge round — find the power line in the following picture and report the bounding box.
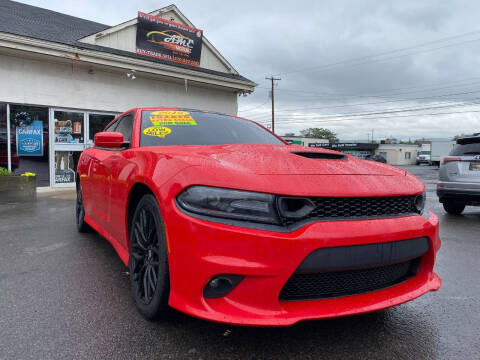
[272,30,480,77]
[256,78,480,101]
[250,109,480,129]
[247,98,480,123]
[271,88,480,113]
[238,100,269,113]
[261,109,480,125]
[244,85,480,121]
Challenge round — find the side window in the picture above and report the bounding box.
[113,113,134,143]
[104,118,120,132]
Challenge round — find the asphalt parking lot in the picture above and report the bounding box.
[1,165,479,360]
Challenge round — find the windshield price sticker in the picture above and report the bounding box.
[143,126,172,138]
[149,111,197,126]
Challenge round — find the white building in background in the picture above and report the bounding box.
[376,144,419,165]
[0,1,255,187]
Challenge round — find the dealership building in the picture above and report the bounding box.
[0,1,255,187]
[307,142,379,159]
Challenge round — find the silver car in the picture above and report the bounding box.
[437,134,480,214]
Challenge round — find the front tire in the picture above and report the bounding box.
[76,182,92,233]
[129,194,170,320]
[442,200,465,215]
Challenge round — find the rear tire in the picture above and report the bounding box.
[442,201,465,215]
[129,194,170,320]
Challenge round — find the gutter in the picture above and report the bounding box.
[0,32,256,93]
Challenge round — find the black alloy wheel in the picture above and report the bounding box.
[129,194,169,320]
[76,183,91,233]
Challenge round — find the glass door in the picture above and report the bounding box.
[50,109,86,187]
[0,103,8,171]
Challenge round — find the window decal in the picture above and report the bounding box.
[143,126,172,138]
[149,111,197,126]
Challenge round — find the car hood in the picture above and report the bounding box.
[143,144,424,197]
[149,144,405,176]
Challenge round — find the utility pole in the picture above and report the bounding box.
[266,76,281,133]
[371,129,374,143]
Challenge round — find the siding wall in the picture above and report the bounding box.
[0,52,238,114]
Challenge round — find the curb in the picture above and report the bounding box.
[37,187,75,196]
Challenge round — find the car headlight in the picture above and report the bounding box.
[176,186,280,224]
[414,192,426,213]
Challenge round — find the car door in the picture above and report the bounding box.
[81,117,118,222]
[88,113,134,229]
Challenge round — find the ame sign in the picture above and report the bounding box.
[136,12,203,67]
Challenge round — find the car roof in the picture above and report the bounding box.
[122,107,236,117]
[457,134,480,145]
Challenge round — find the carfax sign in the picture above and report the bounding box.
[136,12,203,67]
[16,120,43,156]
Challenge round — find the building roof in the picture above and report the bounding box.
[377,143,419,147]
[0,0,254,84]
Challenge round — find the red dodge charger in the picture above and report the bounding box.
[76,107,441,326]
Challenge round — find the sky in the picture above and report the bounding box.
[17,0,480,141]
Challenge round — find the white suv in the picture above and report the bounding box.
[437,134,480,214]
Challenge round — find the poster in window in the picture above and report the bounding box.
[16,120,43,156]
[136,11,203,67]
[55,151,76,184]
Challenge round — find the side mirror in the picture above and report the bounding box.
[94,132,125,149]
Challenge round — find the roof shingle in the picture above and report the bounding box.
[0,0,254,84]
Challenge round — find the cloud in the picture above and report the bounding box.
[18,0,480,140]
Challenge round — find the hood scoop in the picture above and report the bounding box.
[292,152,346,160]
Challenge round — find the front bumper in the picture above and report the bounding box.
[166,209,441,326]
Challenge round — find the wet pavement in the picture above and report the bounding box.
[1,166,479,360]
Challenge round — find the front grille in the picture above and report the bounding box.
[279,258,420,301]
[280,195,418,226]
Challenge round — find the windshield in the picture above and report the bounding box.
[140,110,284,147]
[419,151,431,155]
[450,140,480,156]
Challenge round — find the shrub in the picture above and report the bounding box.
[0,167,13,176]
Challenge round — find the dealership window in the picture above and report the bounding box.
[53,109,117,186]
[2,105,117,187]
[405,152,411,159]
[53,109,85,186]
[10,105,50,186]
[54,110,84,144]
[0,103,8,170]
[88,113,116,142]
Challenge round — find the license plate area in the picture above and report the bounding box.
[469,161,480,171]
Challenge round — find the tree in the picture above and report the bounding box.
[300,128,339,143]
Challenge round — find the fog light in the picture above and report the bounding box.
[203,274,244,298]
